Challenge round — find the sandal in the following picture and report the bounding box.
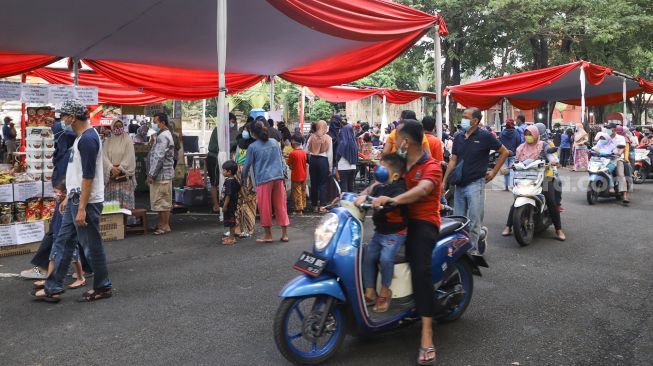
[501,227,512,236]
[77,288,113,302]
[280,237,289,242]
[373,290,392,313]
[222,237,236,245]
[33,280,45,289]
[255,238,273,243]
[68,280,87,289]
[153,229,171,235]
[30,289,61,303]
[417,346,437,365]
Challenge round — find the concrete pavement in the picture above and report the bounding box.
[0,170,651,365]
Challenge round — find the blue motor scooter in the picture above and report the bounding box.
[273,193,488,365]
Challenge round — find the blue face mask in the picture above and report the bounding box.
[242,130,250,140]
[375,165,389,183]
[460,118,471,131]
[62,123,73,133]
[151,124,160,133]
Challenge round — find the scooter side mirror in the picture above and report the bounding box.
[617,145,626,149]
[546,147,558,154]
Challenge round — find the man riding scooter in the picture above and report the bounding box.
[593,123,629,204]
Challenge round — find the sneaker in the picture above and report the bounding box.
[20,267,47,280]
[223,231,230,237]
[238,231,250,238]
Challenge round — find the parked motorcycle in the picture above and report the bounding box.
[273,193,488,365]
[509,159,553,246]
[586,150,624,204]
[633,147,653,184]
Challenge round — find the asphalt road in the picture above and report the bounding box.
[0,170,651,366]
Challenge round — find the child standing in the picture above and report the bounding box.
[355,153,407,313]
[221,160,241,245]
[287,136,307,215]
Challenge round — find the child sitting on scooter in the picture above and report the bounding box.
[355,153,407,312]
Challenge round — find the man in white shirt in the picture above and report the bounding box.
[33,99,112,303]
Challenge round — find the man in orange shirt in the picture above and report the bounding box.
[421,116,444,163]
[383,110,430,156]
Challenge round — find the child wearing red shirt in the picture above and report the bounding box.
[287,136,308,215]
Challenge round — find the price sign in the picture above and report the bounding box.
[0,184,13,203]
[49,85,76,104]
[14,221,45,245]
[144,104,164,117]
[42,181,55,198]
[0,224,17,247]
[74,86,99,105]
[0,81,22,101]
[13,181,42,202]
[21,84,49,104]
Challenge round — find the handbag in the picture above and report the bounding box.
[448,160,464,186]
[186,168,205,188]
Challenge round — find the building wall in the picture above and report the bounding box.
[345,97,426,126]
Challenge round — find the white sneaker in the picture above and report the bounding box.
[223,231,230,237]
[20,267,46,280]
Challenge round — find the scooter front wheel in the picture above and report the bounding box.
[633,166,646,184]
[586,184,599,205]
[274,296,346,365]
[513,205,534,246]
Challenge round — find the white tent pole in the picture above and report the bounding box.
[580,66,586,126]
[200,99,207,151]
[434,27,443,139]
[381,94,388,140]
[269,76,275,113]
[622,78,628,126]
[300,86,305,132]
[445,93,450,131]
[369,95,374,125]
[72,57,79,86]
[547,102,551,130]
[216,0,228,187]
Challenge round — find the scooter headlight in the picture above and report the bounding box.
[514,178,536,189]
[314,213,339,252]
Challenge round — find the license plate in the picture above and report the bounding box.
[293,251,328,277]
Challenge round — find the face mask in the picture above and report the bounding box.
[151,124,160,133]
[230,123,235,128]
[112,128,124,136]
[396,140,408,158]
[525,135,535,144]
[605,129,612,135]
[375,165,389,183]
[242,130,250,140]
[460,118,471,131]
[62,123,73,133]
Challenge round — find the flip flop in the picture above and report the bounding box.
[77,288,113,302]
[255,238,273,243]
[280,237,289,242]
[153,229,171,235]
[417,346,436,365]
[30,289,61,303]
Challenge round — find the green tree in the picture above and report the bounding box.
[307,98,335,121]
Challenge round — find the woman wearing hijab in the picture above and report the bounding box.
[502,125,565,241]
[103,119,136,210]
[336,124,359,192]
[573,122,589,171]
[233,122,257,238]
[306,120,333,213]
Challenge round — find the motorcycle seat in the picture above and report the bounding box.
[438,217,467,240]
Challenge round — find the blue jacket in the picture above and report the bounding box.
[242,139,285,186]
[499,128,521,153]
[560,134,572,149]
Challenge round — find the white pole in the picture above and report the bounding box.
[622,78,628,126]
[445,93,450,132]
[216,0,228,188]
[269,76,275,113]
[201,99,207,151]
[580,66,586,126]
[300,86,305,132]
[380,94,388,140]
[434,28,443,139]
[72,57,79,86]
[369,95,374,125]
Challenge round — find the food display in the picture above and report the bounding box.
[0,203,13,224]
[41,198,55,220]
[26,107,55,127]
[25,127,53,185]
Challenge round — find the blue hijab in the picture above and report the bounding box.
[336,124,358,165]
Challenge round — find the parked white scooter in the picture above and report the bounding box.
[509,159,553,246]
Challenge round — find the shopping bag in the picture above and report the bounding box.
[186,168,205,188]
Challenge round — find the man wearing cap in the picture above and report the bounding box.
[33,99,112,302]
[3,116,17,163]
[593,123,630,204]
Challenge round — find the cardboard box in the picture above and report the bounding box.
[0,242,41,257]
[100,213,125,242]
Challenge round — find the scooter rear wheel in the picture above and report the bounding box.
[274,296,346,365]
[436,260,474,323]
[513,205,534,246]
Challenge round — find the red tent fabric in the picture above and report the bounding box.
[445,62,647,110]
[84,60,265,100]
[0,52,60,78]
[310,86,437,104]
[267,0,448,41]
[640,78,653,93]
[29,68,167,105]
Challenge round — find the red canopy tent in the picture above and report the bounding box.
[0,0,447,162]
[444,61,652,126]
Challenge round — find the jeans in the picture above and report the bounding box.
[363,232,406,289]
[45,196,111,294]
[503,157,514,189]
[308,156,329,207]
[453,178,485,250]
[338,169,356,193]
